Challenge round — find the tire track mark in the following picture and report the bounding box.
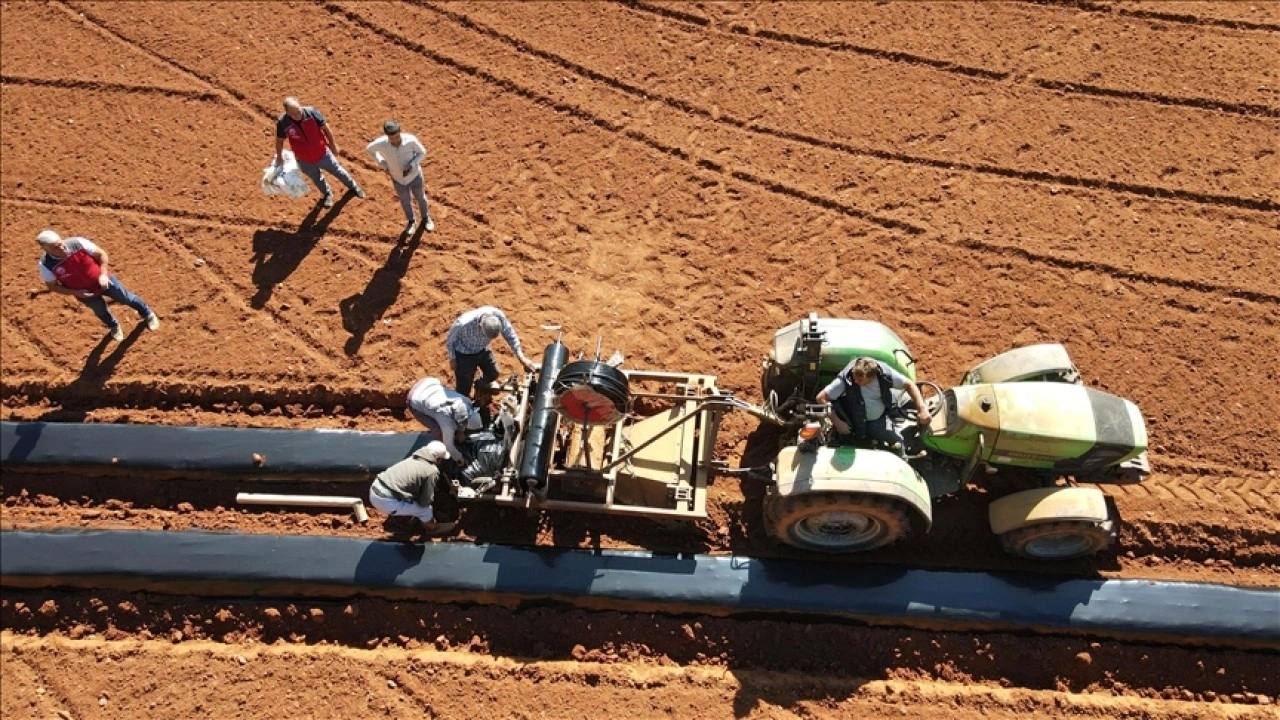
[623,1,1279,119]
[132,216,341,366]
[621,0,1008,80]
[955,236,1280,305]
[325,1,926,235]
[1025,0,1280,33]
[0,316,65,372]
[420,1,1277,213]
[0,74,220,101]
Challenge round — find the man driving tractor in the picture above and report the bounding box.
[815,357,931,457]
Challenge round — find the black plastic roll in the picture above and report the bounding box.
[517,341,568,489]
[552,361,630,426]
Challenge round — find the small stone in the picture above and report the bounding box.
[236,655,247,666]
[100,697,108,707]
[1074,651,1092,666]
[194,258,206,267]
[262,608,281,620]
[252,453,266,466]
[387,680,397,689]
[176,502,194,514]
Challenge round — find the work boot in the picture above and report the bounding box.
[424,214,435,232]
[145,313,160,331]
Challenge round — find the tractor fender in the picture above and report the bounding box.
[962,343,1081,385]
[773,445,933,530]
[987,486,1109,536]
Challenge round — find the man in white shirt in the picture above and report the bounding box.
[406,376,482,461]
[365,119,434,235]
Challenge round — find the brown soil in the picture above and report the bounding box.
[2,2,1278,718]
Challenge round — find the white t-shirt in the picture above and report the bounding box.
[407,377,474,459]
[365,132,427,184]
[37,237,100,284]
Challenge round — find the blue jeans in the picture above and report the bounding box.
[77,277,152,329]
[393,173,431,221]
[297,150,358,199]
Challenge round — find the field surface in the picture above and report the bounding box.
[2,2,1278,718]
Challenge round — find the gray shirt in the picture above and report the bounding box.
[820,360,908,421]
[373,446,441,507]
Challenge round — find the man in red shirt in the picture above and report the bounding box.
[36,230,159,342]
[274,97,365,209]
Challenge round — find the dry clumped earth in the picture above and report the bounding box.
[2,2,1279,718]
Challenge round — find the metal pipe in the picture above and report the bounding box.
[235,493,369,523]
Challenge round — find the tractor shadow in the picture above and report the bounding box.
[339,224,423,356]
[250,193,351,309]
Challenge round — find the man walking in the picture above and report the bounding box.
[36,230,159,342]
[365,119,434,234]
[367,440,454,536]
[274,97,365,208]
[445,306,539,397]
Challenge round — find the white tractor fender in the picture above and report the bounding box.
[987,486,1110,536]
[773,446,933,526]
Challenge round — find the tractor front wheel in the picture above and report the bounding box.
[999,520,1113,559]
[765,492,913,553]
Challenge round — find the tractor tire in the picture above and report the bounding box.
[999,520,1113,560]
[765,491,914,553]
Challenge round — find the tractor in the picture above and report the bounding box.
[759,313,1149,559]
[444,314,1148,561]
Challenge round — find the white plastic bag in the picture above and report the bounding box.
[261,149,311,199]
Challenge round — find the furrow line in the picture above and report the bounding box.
[0,74,221,101]
[0,316,64,371]
[955,236,1280,305]
[418,1,1277,213]
[336,1,924,234]
[133,217,341,366]
[1025,0,1280,33]
[622,1,1278,118]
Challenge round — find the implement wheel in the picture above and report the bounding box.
[766,492,913,553]
[999,520,1112,559]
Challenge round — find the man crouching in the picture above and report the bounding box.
[368,440,454,537]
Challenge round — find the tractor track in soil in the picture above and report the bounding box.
[3,2,1278,717]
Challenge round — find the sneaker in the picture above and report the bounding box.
[109,326,124,342]
[144,313,160,331]
[424,215,435,232]
[322,193,334,208]
[403,219,417,235]
[354,186,366,199]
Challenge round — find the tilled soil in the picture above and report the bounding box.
[2,1,1278,718]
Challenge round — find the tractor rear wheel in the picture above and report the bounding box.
[999,520,1112,559]
[765,492,913,553]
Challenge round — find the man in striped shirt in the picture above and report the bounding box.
[445,306,538,397]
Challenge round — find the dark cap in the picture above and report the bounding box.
[383,119,401,135]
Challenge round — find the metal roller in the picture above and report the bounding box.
[517,341,568,491]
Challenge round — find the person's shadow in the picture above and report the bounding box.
[36,324,146,422]
[250,193,352,309]
[339,225,423,355]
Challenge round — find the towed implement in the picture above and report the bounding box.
[446,315,1149,561]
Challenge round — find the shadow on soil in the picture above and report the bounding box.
[250,192,352,309]
[339,224,423,355]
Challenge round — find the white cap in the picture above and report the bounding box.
[465,407,483,431]
[36,229,61,246]
[423,440,450,462]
